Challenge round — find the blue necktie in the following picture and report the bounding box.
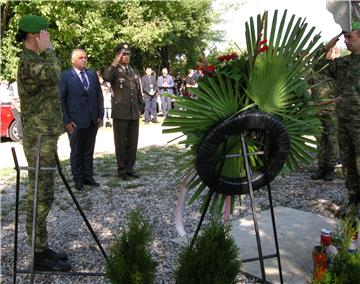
[80,71,88,90]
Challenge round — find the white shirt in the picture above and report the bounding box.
[73,67,90,88]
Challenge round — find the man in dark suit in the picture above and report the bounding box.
[103,43,143,180]
[60,48,104,190]
[141,67,158,124]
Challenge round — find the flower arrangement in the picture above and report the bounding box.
[163,10,323,213]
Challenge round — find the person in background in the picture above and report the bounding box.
[16,15,71,271]
[60,48,104,191]
[97,69,113,127]
[141,67,158,124]
[103,43,143,180]
[310,46,340,181]
[157,67,174,117]
[9,81,23,140]
[193,69,203,81]
[185,68,198,98]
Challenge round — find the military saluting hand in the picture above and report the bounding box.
[36,30,52,53]
[325,32,343,51]
[111,52,123,67]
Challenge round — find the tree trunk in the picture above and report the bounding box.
[160,45,170,71]
[1,1,11,39]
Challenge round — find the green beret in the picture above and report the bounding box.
[352,21,360,31]
[18,15,48,33]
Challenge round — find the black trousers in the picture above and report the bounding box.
[113,119,139,176]
[69,124,98,183]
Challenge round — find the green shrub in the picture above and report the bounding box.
[175,219,241,284]
[105,210,156,284]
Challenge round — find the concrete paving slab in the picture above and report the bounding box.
[171,206,339,284]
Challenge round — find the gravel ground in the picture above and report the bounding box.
[0,143,347,283]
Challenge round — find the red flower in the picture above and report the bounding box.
[205,65,216,72]
[258,39,267,46]
[217,52,238,62]
[195,64,216,75]
[259,46,269,53]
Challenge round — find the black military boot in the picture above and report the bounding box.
[323,167,335,181]
[311,168,325,180]
[34,251,71,272]
[44,248,68,261]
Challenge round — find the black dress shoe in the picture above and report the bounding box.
[44,248,68,261]
[83,179,100,187]
[127,172,140,178]
[34,252,71,272]
[74,183,85,190]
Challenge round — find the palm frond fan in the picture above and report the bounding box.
[163,10,323,215]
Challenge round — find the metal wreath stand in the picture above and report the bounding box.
[11,135,108,284]
[177,110,290,284]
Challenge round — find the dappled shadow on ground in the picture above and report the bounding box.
[0,145,198,284]
[0,145,347,283]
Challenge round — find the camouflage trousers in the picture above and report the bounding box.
[22,134,58,253]
[317,113,338,169]
[338,117,360,205]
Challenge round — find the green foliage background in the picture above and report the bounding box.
[0,0,222,80]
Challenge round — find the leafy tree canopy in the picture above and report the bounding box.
[0,0,223,80]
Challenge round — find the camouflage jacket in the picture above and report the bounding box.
[309,71,336,100]
[17,48,63,136]
[316,49,360,120]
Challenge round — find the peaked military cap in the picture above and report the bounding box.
[114,43,131,54]
[19,15,48,33]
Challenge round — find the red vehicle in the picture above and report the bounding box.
[0,102,20,142]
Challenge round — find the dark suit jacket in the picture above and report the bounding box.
[157,75,174,94]
[103,65,143,120]
[141,75,158,98]
[60,68,104,129]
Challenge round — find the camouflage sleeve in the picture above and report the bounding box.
[19,49,61,95]
[313,46,337,79]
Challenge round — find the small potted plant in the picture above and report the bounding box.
[175,218,241,284]
[105,210,156,284]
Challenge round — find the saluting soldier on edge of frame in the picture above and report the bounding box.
[310,47,340,182]
[315,21,360,216]
[103,43,144,180]
[16,15,71,271]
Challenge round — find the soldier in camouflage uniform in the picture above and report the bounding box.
[316,23,360,209]
[16,15,71,271]
[310,47,339,181]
